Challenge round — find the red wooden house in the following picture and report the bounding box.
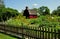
[29,9,37,18]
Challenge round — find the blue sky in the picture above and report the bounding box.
[4,0,60,12]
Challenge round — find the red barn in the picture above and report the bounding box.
[29,9,37,18]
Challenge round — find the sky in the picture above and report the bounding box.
[4,0,60,12]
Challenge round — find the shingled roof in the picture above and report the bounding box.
[29,9,37,15]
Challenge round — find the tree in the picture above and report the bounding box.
[57,6,60,10]
[0,8,19,21]
[32,8,38,11]
[38,6,50,15]
[52,10,57,15]
[52,6,60,16]
[0,0,19,21]
[57,6,60,16]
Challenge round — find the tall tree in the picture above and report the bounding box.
[0,8,19,21]
[52,6,60,16]
[0,0,19,21]
[38,6,50,15]
[57,6,60,10]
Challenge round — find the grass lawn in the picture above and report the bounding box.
[0,33,17,39]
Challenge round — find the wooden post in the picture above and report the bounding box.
[58,29,60,39]
[21,23,25,39]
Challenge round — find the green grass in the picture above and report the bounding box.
[0,33,17,39]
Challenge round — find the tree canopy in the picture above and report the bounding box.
[38,6,50,15]
[0,7,19,21]
[52,6,60,16]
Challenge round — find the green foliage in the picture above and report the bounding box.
[5,15,29,26]
[38,6,50,15]
[32,8,38,11]
[52,6,60,16]
[0,7,19,21]
[5,15,60,29]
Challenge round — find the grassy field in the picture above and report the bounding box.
[0,33,17,39]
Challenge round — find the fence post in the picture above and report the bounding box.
[58,29,60,39]
[21,23,25,39]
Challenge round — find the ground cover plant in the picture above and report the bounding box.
[5,15,60,29]
[0,33,17,39]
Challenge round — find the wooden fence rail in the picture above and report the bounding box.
[0,24,60,39]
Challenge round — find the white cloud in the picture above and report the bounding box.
[33,4,38,6]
